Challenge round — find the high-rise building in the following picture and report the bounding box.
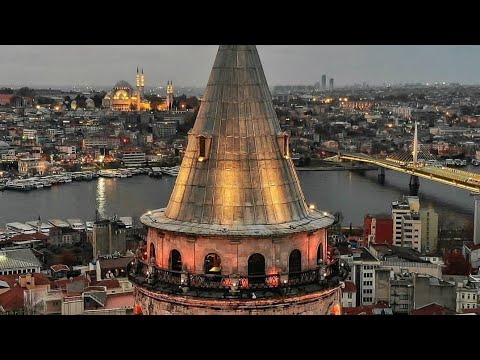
[420,205,438,253]
[322,74,327,90]
[130,45,348,315]
[364,214,393,244]
[93,219,127,258]
[329,78,334,91]
[391,196,422,252]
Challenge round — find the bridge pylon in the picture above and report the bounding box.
[377,167,385,185]
[409,175,419,196]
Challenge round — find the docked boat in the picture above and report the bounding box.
[67,219,86,231]
[161,165,180,177]
[25,221,53,235]
[48,219,71,228]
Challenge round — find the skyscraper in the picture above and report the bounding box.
[329,78,334,91]
[322,74,327,91]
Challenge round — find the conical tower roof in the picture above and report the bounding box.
[143,45,334,236]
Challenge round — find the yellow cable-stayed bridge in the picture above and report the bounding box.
[323,123,480,194]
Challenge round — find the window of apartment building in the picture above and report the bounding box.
[400,295,409,300]
[474,294,476,300]
[467,294,471,300]
[400,304,408,310]
[348,293,352,299]
[363,297,372,303]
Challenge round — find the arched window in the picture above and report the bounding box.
[289,249,301,275]
[149,243,156,263]
[170,249,182,272]
[317,243,324,265]
[204,253,222,274]
[248,253,265,284]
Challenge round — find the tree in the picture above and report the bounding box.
[443,252,471,276]
[59,249,77,266]
[0,87,13,94]
[16,87,35,97]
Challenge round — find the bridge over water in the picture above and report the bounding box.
[322,123,480,244]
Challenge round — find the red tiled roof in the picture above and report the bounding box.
[52,275,88,290]
[0,94,14,104]
[99,256,134,270]
[104,293,134,310]
[50,264,70,273]
[92,279,121,289]
[411,303,455,315]
[464,243,480,251]
[0,273,51,313]
[10,233,48,241]
[342,281,357,293]
[0,286,24,312]
[0,273,51,287]
[342,303,390,315]
[461,308,480,314]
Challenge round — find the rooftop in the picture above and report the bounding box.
[410,303,455,315]
[0,249,42,271]
[144,45,333,236]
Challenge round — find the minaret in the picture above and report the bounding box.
[413,121,418,166]
[166,80,174,111]
[140,68,145,100]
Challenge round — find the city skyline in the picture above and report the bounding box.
[1,45,480,88]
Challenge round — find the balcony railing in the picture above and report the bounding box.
[129,258,349,293]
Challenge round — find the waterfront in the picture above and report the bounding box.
[0,170,476,229]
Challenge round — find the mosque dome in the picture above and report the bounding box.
[114,80,133,90]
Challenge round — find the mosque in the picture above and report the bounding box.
[102,67,151,111]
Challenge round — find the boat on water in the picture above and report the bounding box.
[149,167,163,178]
[67,219,86,231]
[48,219,71,228]
[25,221,53,235]
[118,217,133,229]
[6,222,37,235]
[86,221,94,232]
[161,165,180,177]
[472,159,480,166]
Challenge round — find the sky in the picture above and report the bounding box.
[0,45,479,88]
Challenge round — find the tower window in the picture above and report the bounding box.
[199,136,206,158]
[283,134,289,158]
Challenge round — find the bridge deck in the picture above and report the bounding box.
[340,153,480,193]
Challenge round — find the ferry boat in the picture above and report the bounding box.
[6,181,32,191]
[119,217,133,229]
[48,219,71,228]
[472,159,480,166]
[161,165,180,177]
[6,222,37,235]
[67,219,86,231]
[86,221,94,232]
[149,167,163,178]
[25,221,53,234]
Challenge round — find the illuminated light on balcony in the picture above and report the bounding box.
[323,212,328,216]
[309,204,315,210]
[147,211,152,216]
[198,157,205,162]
